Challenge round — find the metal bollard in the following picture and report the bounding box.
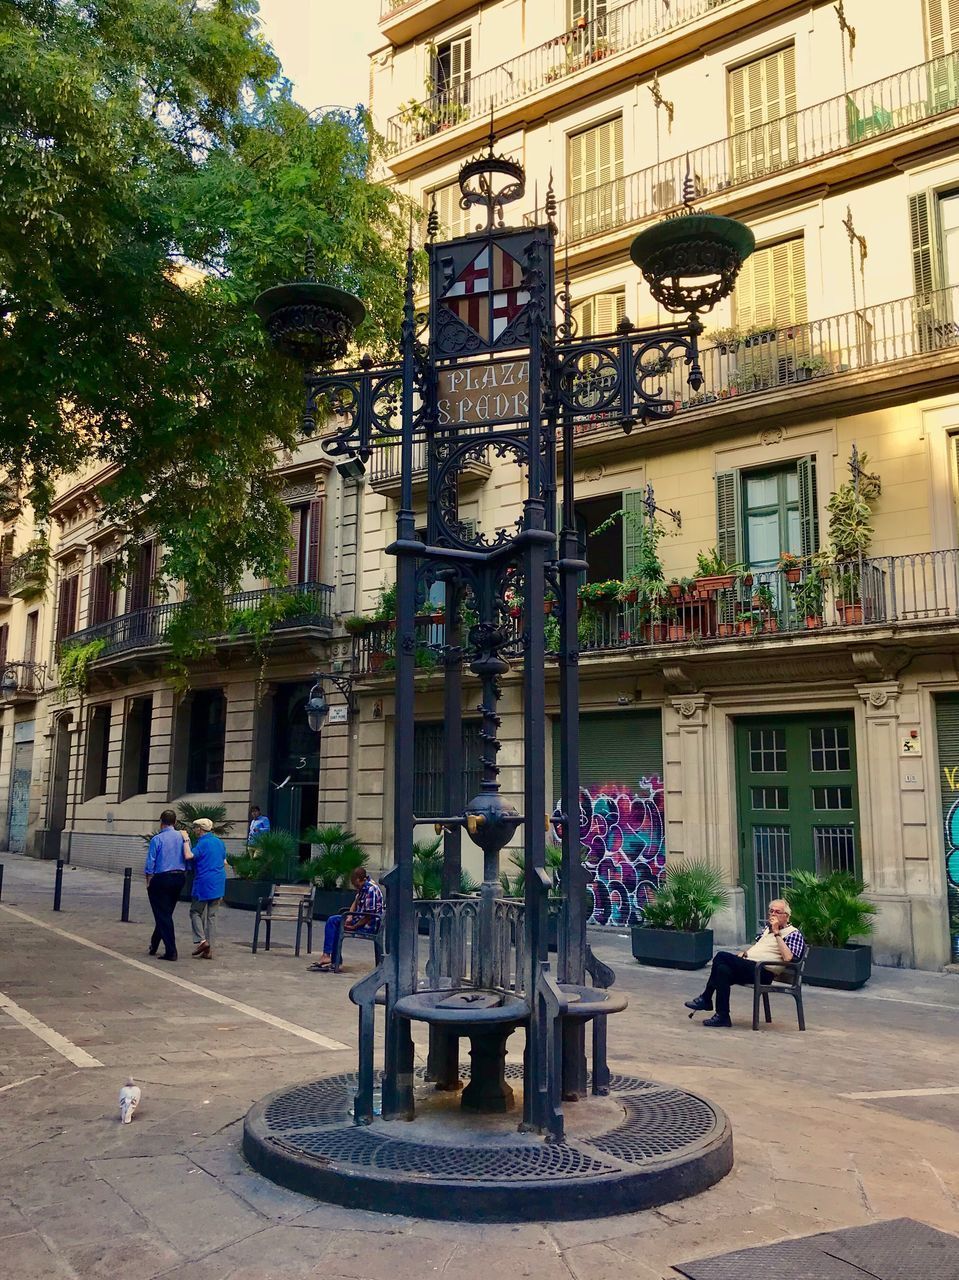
[121,867,132,922]
[0,862,4,902]
[53,859,64,912]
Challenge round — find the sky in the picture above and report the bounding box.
[254,0,381,113]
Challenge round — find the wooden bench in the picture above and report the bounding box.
[252,883,315,957]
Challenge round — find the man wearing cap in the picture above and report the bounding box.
[189,818,227,960]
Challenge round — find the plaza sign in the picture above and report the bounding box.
[437,359,530,428]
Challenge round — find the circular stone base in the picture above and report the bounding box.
[243,1067,733,1221]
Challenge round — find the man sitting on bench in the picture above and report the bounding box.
[684,898,806,1027]
[312,867,383,972]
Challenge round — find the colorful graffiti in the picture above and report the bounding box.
[576,777,666,927]
[943,795,959,961]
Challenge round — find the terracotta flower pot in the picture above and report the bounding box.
[784,567,802,584]
[804,615,822,630]
[839,602,863,625]
[717,622,734,637]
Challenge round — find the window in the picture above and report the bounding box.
[88,559,117,628]
[55,573,80,648]
[567,117,624,241]
[427,179,472,240]
[412,721,483,817]
[728,45,797,180]
[572,288,625,338]
[925,0,959,56]
[812,785,853,810]
[186,689,226,793]
[121,696,152,800]
[716,455,818,573]
[734,237,807,333]
[24,611,38,664]
[433,34,471,109]
[127,540,156,612]
[84,704,111,800]
[751,786,788,810]
[749,727,787,773]
[287,498,323,585]
[809,725,851,772]
[569,0,607,25]
[909,190,959,349]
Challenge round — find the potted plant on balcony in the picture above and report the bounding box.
[694,547,741,593]
[736,608,762,636]
[577,579,621,610]
[794,354,831,381]
[708,326,743,355]
[825,456,879,624]
[225,829,305,909]
[631,860,730,969]
[778,552,804,584]
[787,870,876,989]
[343,615,372,636]
[303,824,368,919]
[791,568,826,629]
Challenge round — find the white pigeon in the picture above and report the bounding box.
[119,1078,141,1124]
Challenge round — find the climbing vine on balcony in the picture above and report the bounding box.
[57,638,107,700]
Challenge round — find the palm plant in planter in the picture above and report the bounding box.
[303,824,368,918]
[631,861,730,969]
[787,870,876,989]
[225,829,305,908]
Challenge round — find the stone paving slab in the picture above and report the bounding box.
[2,855,959,1279]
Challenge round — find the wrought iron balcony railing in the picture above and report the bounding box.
[352,552,959,674]
[387,0,734,151]
[568,282,959,443]
[63,581,334,660]
[0,661,48,701]
[547,52,959,246]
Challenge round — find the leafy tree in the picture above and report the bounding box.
[0,0,407,671]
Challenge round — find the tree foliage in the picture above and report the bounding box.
[0,0,407,666]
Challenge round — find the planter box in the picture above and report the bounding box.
[694,574,735,593]
[631,926,713,970]
[224,878,272,910]
[312,888,356,920]
[803,943,872,990]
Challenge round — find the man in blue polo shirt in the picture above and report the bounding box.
[144,809,190,961]
[189,817,226,960]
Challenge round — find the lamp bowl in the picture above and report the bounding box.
[630,214,755,315]
[254,282,366,366]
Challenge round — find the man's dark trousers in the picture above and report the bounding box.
[148,871,186,958]
[702,951,759,1018]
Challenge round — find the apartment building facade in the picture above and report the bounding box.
[353,0,959,969]
[7,0,959,972]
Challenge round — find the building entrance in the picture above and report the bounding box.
[735,712,860,931]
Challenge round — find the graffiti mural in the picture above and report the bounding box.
[943,795,959,961]
[576,777,666,927]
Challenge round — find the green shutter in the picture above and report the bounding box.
[716,470,742,569]
[797,455,819,557]
[622,488,646,577]
[552,711,663,803]
[910,192,939,296]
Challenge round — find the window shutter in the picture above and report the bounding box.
[735,237,806,329]
[716,470,743,570]
[596,290,625,335]
[797,455,820,558]
[926,0,959,56]
[450,34,471,95]
[572,296,594,337]
[910,192,938,295]
[622,488,646,577]
[0,623,7,669]
[728,45,796,177]
[287,506,303,585]
[307,497,324,584]
[56,574,79,646]
[128,541,155,612]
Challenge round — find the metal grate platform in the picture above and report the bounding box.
[244,1068,733,1221]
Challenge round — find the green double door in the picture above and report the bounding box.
[735,712,860,931]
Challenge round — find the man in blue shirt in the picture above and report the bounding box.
[189,817,227,960]
[144,809,190,961]
[248,805,270,843]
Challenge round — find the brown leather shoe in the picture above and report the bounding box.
[192,941,210,957]
[202,949,213,959]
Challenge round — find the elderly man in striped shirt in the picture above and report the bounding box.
[685,898,807,1027]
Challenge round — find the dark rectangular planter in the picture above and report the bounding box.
[312,888,356,920]
[803,943,872,989]
[224,878,272,910]
[631,926,713,969]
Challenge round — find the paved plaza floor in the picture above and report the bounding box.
[1,855,958,1279]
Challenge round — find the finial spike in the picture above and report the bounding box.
[427,192,439,242]
[545,168,557,230]
[304,236,317,281]
[682,154,696,207]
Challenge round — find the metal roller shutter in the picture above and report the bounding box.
[552,710,665,927]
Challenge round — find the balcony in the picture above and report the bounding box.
[353,552,959,678]
[387,0,746,160]
[9,545,49,602]
[368,433,493,494]
[563,283,959,454]
[548,53,959,250]
[0,661,48,703]
[379,0,479,45]
[64,582,335,662]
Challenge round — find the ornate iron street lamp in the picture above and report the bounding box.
[305,672,356,732]
[249,144,752,1211]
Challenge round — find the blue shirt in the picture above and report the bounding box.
[145,826,187,875]
[191,833,226,901]
[249,815,270,841]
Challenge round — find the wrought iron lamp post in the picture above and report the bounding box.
[255,147,753,1141]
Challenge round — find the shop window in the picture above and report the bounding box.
[84,704,111,800]
[186,689,226,793]
[121,696,152,800]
